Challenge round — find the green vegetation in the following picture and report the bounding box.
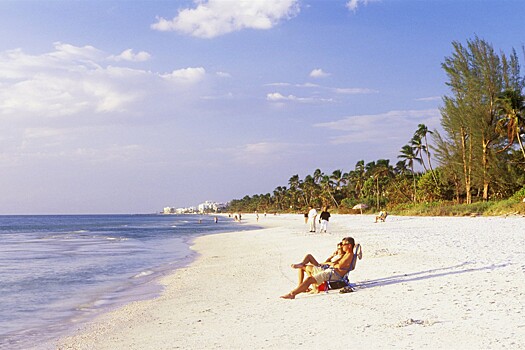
[226,37,525,217]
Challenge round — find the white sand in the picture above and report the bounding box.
[56,214,525,349]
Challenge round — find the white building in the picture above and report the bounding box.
[197,201,226,213]
[162,202,224,214]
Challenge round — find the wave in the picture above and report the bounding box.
[132,270,154,279]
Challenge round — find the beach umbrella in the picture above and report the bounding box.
[352,203,368,214]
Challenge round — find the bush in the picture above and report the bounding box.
[510,185,525,202]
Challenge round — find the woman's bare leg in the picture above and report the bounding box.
[291,254,320,269]
[297,268,305,285]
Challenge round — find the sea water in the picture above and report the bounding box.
[0,214,249,349]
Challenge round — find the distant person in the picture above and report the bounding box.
[307,206,317,232]
[214,216,218,223]
[375,210,388,223]
[319,207,331,233]
[304,211,308,224]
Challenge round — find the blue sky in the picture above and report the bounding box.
[0,0,524,214]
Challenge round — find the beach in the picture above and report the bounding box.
[55,214,525,349]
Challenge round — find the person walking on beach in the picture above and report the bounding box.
[281,237,355,299]
[307,206,317,232]
[319,207,331,233]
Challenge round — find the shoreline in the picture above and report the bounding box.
[13,214,256,350]
[56,214,524,349]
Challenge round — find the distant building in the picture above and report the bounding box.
[176,207,195,214]
[197,201,226,214]
[163,207,175,214]
[163,201,225,214]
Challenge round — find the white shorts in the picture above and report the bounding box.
[313,268,340,285]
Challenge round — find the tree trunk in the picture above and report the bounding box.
[482,138,490,201]
[376,176,380,209]
[411,165,417,202]
[424,135,439,185]
[460,127,472,204]
[517,130,525,161]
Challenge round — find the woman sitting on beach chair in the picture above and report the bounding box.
[290,242,344,292]
[281,237,356,299]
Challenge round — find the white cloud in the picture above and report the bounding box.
[0,44,214,123]
[151,0,300,38]
[50,42,105,61]
[309,68,330,78]
[266,92,292,101]
[266,92,333,103]
[334,87,378,94]
[215,141,298,166]
[346,0,377,12]
[415,96,441,102]
[216,71,232,78]
[109,49,151,62]
[0,46,144,117]
[264,82,292,87]
[266,81,376,95]
[161,67,206,83]
[298,82,321,88]
[264,83,376,106]
[315,109,440,144]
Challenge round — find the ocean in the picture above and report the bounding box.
[0,214,250,349]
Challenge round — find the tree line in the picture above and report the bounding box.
[227,37,525,214]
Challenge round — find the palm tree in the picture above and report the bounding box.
[330,169,344,189]
[392,160,414,202]
[273,186,287,211]
[414,124,438,185]
[354,160,366,197]
[496,89,525,160]
[398,144,421,202]
[410,136,428,173]
[320,175,339,208]
[288,175,300,210]
[394,160,409,176]
[372,159,393,210]
[301,175,317,207]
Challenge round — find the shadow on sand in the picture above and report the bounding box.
[354,262,510,290]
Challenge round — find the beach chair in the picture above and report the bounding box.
[375,211,388,222]
[325,243,362,291]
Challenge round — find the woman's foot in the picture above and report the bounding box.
[280,292,295,299]
[291,263,304,269]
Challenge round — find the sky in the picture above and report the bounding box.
[0,0,524,214]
